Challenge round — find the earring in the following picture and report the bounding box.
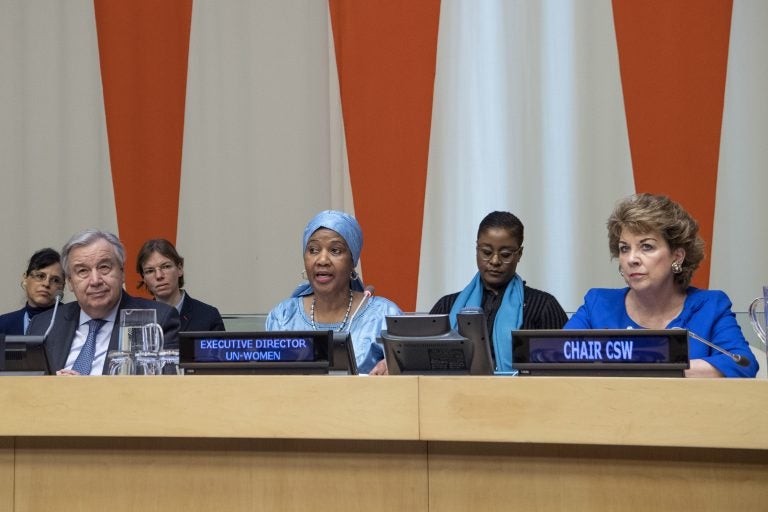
[618,267,624,277]
[671,261,683,274]
[350,270,359,280]
[301,269,308,280]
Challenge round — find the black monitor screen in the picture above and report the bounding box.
[330,332,358,375]
[0,335,51,376]
[381,315,473,375]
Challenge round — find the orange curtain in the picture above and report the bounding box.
[94,0,192,294]
[613,0,733,288]
[329,0,441,310]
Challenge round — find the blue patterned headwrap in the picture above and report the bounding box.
[292,210,365,297]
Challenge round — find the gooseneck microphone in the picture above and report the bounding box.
[43,290,64,338]
[347,285,375,328]
[674,327,751,367]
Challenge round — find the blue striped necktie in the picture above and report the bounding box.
[72,319,107,375]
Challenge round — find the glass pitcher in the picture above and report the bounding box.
[118,309,164,354]
[747,285,768,347]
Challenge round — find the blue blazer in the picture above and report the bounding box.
[565,287,758,378]
[27,291,180,374]
[180,293,225,332]
[0,307,26,335]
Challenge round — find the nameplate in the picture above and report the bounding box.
[194,336,316,362]
[512,329,689,377]
[179,331,331,375]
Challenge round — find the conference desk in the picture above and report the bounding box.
[1,376,766,511]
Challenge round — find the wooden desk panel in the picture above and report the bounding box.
[0,438,13,511]
[427,442,768,512]
[3,376,768,511]
[14,438,427,512]
[0,375,420,440]
[418,377,768,449]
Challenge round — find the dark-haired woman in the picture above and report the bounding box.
[430,211,568,372]
[136,239,225,332]
[0,248,64,334]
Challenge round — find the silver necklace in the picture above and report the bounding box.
[311,289,354,331]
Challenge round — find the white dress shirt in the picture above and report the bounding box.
[64,304,119,375]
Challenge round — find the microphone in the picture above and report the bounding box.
[347,286,375,329]
[43,290,64,338]
[673,327,751,367]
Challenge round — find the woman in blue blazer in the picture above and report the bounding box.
[566,193,757,378]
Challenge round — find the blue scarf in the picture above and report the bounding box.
[448,272,523,372]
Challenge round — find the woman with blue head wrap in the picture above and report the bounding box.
[267,210,402,374]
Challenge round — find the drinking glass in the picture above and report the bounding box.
[134,351,160,376]
[158,349,182,375]
[118,309,164,353]
[106,350,134,375]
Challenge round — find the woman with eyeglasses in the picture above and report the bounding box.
[430,211,568,372]
[266,210,402,375]
[0,248,65,335]
[136,239,225,332]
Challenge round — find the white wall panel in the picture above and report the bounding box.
[711,0,768,314]
[0,0,114,312]
[178,0,344,313]
[417,0,633,313]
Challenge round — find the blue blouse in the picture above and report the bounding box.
[565,287,758,378]
[266,295,402,374]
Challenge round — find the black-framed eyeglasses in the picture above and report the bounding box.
[28,270,64,287]
[476,246,522,264]
[142,262,176,277]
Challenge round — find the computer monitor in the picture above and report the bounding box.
[329,331,358,375]
[179,331,332,375]
[455,309,494,375]
[381,314,475,375]
[512,329,690,377]
[0,335,51,376]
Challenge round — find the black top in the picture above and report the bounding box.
[179,293,225,332]
[430,284,568,348]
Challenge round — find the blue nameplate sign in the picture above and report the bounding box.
[194,336,316,362]
[511,329,689,377]
[179,331,332,375]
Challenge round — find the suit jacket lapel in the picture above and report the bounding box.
[50,303,81,371]
[179,294,192,331]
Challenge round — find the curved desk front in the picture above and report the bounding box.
[1,376,766,511]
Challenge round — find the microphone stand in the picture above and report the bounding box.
[684,329,751,367]
[43,293,63,338]
[346,287,374,331]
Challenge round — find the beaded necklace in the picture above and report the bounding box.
[311,289,354,331]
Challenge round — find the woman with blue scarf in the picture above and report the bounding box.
[430,212,568,372]
[266,210,402,374]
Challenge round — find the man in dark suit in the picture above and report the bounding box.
[28,229,179,375]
